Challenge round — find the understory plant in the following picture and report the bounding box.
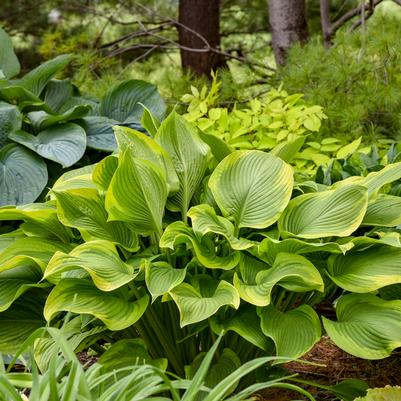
[1,112,401,377]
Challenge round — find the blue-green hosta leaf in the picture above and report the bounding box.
[0,101,22,147]
[79,116,119,152]
[100,79,166,123]
[160,221,240,269]
[0,144,47,206]
[258,236,353,265]
[145,261,186,302]
[234,253,324,306]
[322,294,401,359]
[44,240,138,291]
[92,155,118,192]
[18,54,73,96]
[155,112,209,216]
[187,204,254,250]
[354,386,401,401]
[43,79,74,113]
[51,164,96,195]
[9,123,86,168]
[327,245,401,293]
[114,126,179,194]
[209,150,293,231]
[0,27,20,79]
[362,194,401,227]
[98,339,167,370]
[141,105,161,137]
[258,304,321,358]
[44,279,149,330]
[170,278,240,327]
[278,185,368,239]
[106,147,168,235]
[54,188,138,250]
[0,85,47,113]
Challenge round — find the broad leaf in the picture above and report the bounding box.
[271,135,306,163]
[92,155,118,192]
[0,101,22,147]
[198,130,233,162]
[51,164,96,194]
[141,105,160,137]
[79,116,119,152]
[0,27,20,79]
[362,194,401,227]
[43,79,74,113]
[209,150,293,231]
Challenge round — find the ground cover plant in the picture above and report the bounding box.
[1,111,401,381]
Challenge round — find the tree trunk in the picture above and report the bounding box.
[178,0,225,77]
[268,0,309,66]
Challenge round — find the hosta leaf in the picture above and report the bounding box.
[170,278,240,327]
[271,135,306,163]
[155,112,209,216]
[234,253,323,306]
[92,155,118,192]
[0,27,20,79]
[351,232,401,249]
[188,204,254,250]
[43,79,74,113]
[258,304,321,358]
[362,194,401,227]
[198,130,233,162]
[0,101,22,147]
[0,144,47,206]
[106,147,168,235]
[278,184,368,238]
[79,116,119,152]
[51,164,96,194]
[322,294,401,359]
[9,123,87,168]
[145,261,186,302]
[327,246,401,293]
[141,105,160,137]
[0,86,46,112]
[44,279,149,330]
[209,150,293,231]
[44,240,138,291]
[114,126,179,194]
[18,54,73,96]
[54,188,138,250]
[100,79,166,123]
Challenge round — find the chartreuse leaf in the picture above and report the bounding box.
[0,144,48,206]
[170,276,240,327]
[106,146,168,235]
[209,150,293,231]
[44,279,149,330]
[160,221,240,269]
[323,294,401,359]
[141,105,161,137]
[144,261,186,302]
[336,137,361,159]
[51,164,97,195]
[258,236,353,265]
[234,253,323,306]
[54,188,138,251]
[197,130,233,162]
[114,125,179,194]
[362,194,401,227]
[258,304,321,358]
[188,204,254,250]
[9,123,87,168]
[271,135,306,163]
[278,184,368,238]
[0,27,20,79]
[155,112,209,216]
[92,155,118,192]
[44,240,138,291]
[327,246,401,293]
[354,386,401,401]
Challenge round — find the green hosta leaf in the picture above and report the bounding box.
[19,54,73,96]
[354,386,401,401]
[44,279,149,330]
[106,147,168,235]
[170,278,240,327]
[188,204,254,250]
[141,105,161,137]
[92,155,118,192]
[100,79,166,123]
[0,144,47,206]
[278,185,368,239]
[258,304,321,358]
[0,101,22,147]
[44,240,138,291]
[114,126,179,194]
[54,188,138,250]
[51,164,96,195]
[322,294,401,359]
[155,112,209,216]
[327,246,401,293]
[9,123,86,168]
[0,85,46,112]
[198,130,233,162]
[145,261,186,302]
[234,253,323,306]
[258,236,353,265]
[79,116,119,152]
[98,339,167,370]
[362,194,401,227]
[0,27,20,79]
[209,150,293,231]
[160,221,240,269]
[271,136,306,163]
[43,79,74,113]
[351,232,401,249]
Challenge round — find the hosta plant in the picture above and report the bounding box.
[0,27,165,206]
[1,111,401,376]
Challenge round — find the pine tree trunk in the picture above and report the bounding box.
[178,0,225,77]
[268,0,309,66]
